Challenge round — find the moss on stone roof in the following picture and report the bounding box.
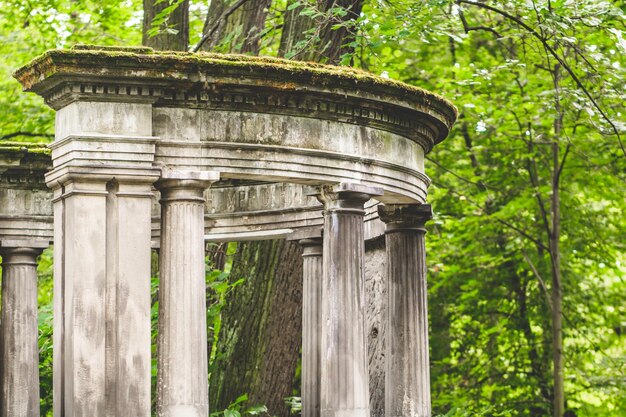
[13,45,458,123]
[0,142,51,156]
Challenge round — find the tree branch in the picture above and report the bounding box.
[457,0,626,158]
[555,142,571,185]
[431,179,550,252]
[458,7,504,39]
[0,131,54,140]
[496,218,550,252]
[521,249,552,309]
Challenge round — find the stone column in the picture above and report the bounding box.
[0,241,48,417]
[378,204,432,417]
[46,169,159,417]
[316,183,382,417]
[43,101,161,416]
[155,170,218,417]
[290,228,323,417]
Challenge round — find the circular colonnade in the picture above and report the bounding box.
[0,45,456,417]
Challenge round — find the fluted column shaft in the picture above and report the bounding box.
[294,231,323,417]
[379,204,432,417]
[156,171,217,417]
[317,183,382,417]
[0,246,45,417]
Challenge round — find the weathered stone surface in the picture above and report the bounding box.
[317,183,383,417]
[14,47,456,205]
[364,238,387,417]
[290,228,323,417]
[379,204,433,417]
[0,244,47,417]
[0,154,387,243]
[7,47,456,414]
[48,174,158,417]
[14,49,456,152]
[0,144,53,242]
[44,101,161,416]
[155,170,218,417]
[153,109,428,203]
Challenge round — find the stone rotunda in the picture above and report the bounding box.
[0,45,456,417]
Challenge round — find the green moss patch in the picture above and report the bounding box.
[0,142,51,156]
[14,46,457,125]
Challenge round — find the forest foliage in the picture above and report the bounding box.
[0,0,624,416]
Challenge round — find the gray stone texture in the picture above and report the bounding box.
[379,204,433,417]
[317,183,382,417]
[0,246,44,417]
[364,238,387,417]
[155,172,217,417]
[297,231,323,417]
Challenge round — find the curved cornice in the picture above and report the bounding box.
[14,46,457,152]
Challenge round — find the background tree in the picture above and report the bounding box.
[197,1,369,413]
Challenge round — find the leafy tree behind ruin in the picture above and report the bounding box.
[0,0,624,416]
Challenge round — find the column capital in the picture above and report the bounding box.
[378,203,432,233]
[315,183,383,214]
[0,240,49,264]
[155,170,220,202]
[288,227,323,257]
[45,165,162,192]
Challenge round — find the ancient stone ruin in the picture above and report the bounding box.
[1,45,456,417]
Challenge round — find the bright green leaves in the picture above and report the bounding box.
[358,0,625,415]
[146,0,186,38]
[210,393,269,417]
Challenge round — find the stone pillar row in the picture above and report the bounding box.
[296,196,433,417]
[0,177,433,417]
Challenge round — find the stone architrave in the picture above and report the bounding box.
[289,228,324,417]
[155,170,219,417]
[0,240,48,417]
[316,183,383,417]
[378,204,433,417]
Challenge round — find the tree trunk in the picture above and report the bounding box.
[278,0,311,58]
[143,0,189,51]
[279,0,364,64]
[206,4,366,414]
[199,0,271,54]
[550,64,565,417]
[209,240,303,416]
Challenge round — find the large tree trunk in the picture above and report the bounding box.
[206,3,367,414]
[143,0,189,51]
[198,0,271,54]
[209,240,303,415]
[279,0,364,64]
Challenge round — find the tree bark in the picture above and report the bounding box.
[550,64,565,417]
[209,240,303,416]
[206,4,365,414]
[143,0,189,51]
[279,0,364,64]
[198,0,271,53]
